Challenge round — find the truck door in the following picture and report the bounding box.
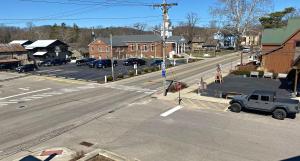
[247,94,260,109]
[259,95,273,111]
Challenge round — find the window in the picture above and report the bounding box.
[131,45,134,51]
[137,45,141,50]
[106,47,110,52]
[151,44,155,52]
[98,47,102,52]
[261,96,270,102]
[296,41,300,47]
[143,44,148,51]
[91,47,94,51]
[249,95,259,100]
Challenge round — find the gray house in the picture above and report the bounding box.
[25,40,71,62]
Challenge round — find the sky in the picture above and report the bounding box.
[0,0,299,29]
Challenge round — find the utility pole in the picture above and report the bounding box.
[110,34,115,81]
[153,0,177,96]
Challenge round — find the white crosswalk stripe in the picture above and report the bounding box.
[0,83,157,108]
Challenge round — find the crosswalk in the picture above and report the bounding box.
[0,83,157,107]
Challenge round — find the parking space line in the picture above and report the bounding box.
[160,105,183,117]
[0,88,51,100]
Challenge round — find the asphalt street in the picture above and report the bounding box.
[1,52,273,161]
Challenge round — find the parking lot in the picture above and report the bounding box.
[201,75,292,98]
[31,59,192,82]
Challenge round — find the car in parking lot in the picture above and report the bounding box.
[16,64,38,73]
[150,59,163,67]
[229,90,300,120]
[39,59,69,66]
[123,58,146,66]
[95,59,117,68]
[76,58,96,66]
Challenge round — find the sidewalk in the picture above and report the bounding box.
[152,60,236,111]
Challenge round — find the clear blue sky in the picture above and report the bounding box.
[0,0,298,28]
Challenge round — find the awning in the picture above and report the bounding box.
[33,51,47,56]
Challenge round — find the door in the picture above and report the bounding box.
[247,94,260,109]
[259,95,274,111]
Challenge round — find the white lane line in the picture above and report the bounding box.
[19,88,30,91]
[0,88,51,100]
[0,101,18,104]
[160,106,183,117]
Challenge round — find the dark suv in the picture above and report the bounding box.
[76,58,96,66]
[123,58,146,66]
[16,64,38,73]
[96,59,117,68]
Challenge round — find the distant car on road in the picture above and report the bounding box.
[150,59,163,67]
[76,58,96,66]
[242,47,251,53]
[229,90,300,120]
[123,58,146,66]
[95,59,117,68]
[16,64,38,73]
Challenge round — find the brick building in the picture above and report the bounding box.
[88,35,186,59]
[261,18,300,73]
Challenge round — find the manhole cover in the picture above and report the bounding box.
[80,141,94,147]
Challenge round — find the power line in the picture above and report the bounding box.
[19,0,155,6]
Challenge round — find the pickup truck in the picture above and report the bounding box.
[229,90,300,120]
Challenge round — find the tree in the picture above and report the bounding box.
[211,0,272,50]
[133,23,147,31]
[185,12,199,45]
[259,7,298,29]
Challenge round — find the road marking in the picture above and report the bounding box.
[19,88,30,91]
[0,88,51,100]
[160,105,183,117]
[0,101,18,104]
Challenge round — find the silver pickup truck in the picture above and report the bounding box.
[229,90,300,120]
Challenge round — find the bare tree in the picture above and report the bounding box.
[211,0,272,50]
[185,12,199,46]
[133,23,147,31]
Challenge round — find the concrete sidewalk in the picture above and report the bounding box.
[152,60,235,111]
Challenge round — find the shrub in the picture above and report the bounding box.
[128,70,135,77]
[106,75,113,82]
[167,64,173,68]
[230,70,251,76]
[150,67,157,72]
[143,67,150,73]
[168,82,189,93]
[137,70,142,75]
[117,74,124,79]
[70,151,85,161]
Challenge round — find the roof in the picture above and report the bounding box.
[9,40,31,45]
[261,17,300,45]
[94,35,186,47]
[0,44,27,53]
[33,51,47,56]
[252,90,276,96]
[0,59,21,63]
[25,40,65,49]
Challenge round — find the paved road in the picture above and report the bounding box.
[0,53,241,160]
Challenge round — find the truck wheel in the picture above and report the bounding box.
[290,113,296,119]
[272,109,287,120]
[230,103,242,113]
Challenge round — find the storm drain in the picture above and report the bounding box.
[80,141,94,147]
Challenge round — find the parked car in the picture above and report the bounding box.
[76,58,96,66]
[229,90,300,120]
[39,60,52,66]
[150,59,163,67]
[15,64,38,73]
[123,58,146,66]
[95,59,117,68]
[88,60,100,68]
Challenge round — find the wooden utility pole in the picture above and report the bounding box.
[110,34,114,81]
[153,0,177,95]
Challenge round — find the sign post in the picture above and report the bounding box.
[134,64,138,76]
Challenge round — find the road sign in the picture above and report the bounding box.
[134,64,137,69]
[162,70,166,77]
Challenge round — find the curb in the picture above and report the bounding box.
[78,149,133,161]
